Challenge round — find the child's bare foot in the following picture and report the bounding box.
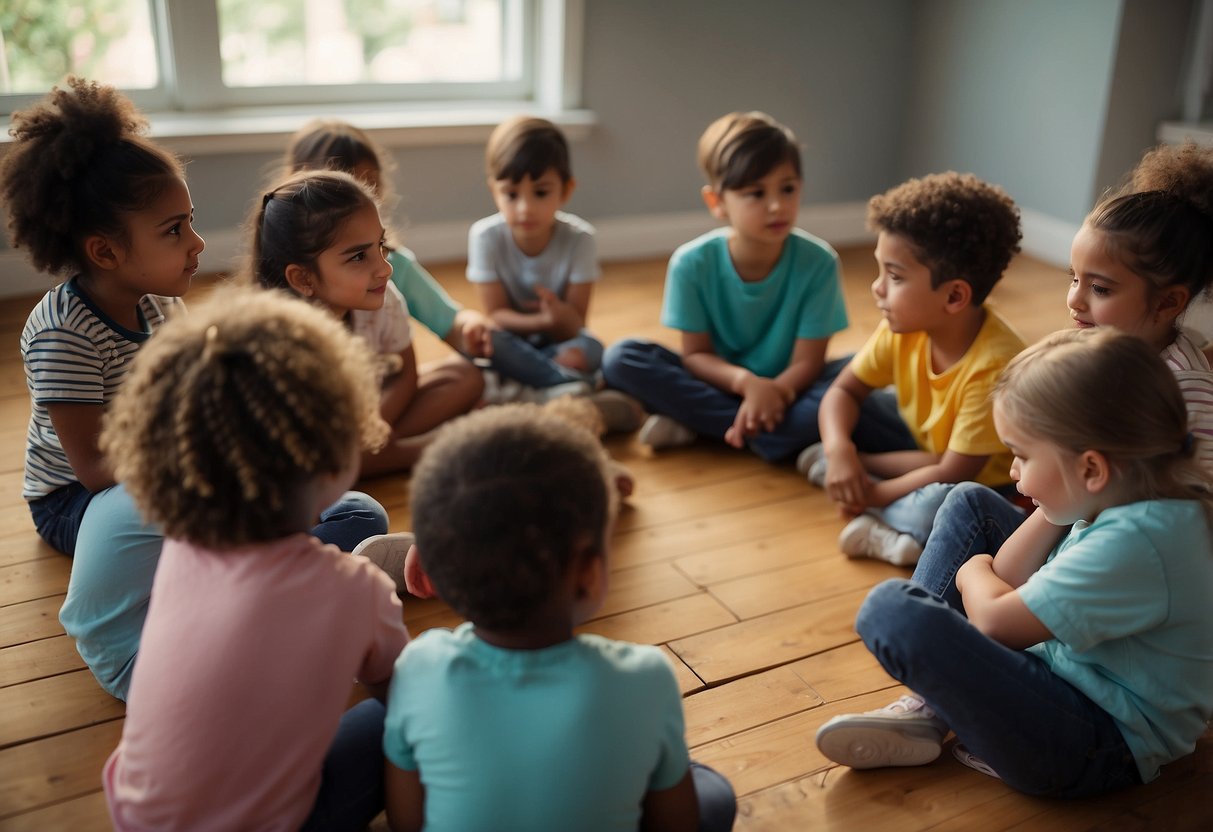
[553,346,588,373]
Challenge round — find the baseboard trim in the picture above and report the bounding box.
[0,202,1073,300]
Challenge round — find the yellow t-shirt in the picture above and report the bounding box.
[850,308,1025,487]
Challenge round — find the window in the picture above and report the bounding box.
[2,0,580,116]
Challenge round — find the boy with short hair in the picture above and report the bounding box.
[805,172,1025,565]
[604,111,888,461]
[468,116,611,399]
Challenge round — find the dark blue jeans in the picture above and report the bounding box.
[300,698,387,831]
[29,481,96,555]
[602,339,915,462]
[488,327,603,388]
[855,482,1140,797]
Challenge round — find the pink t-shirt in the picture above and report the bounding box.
[104,535,409,831]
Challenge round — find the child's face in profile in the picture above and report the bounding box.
[870,232,949,333]
[713,161,801,247]
[489,168,571,253]
[994,401,1098,526]
[303,203,393,318]
[106,176,205,300]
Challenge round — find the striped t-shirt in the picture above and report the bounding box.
[21,279,183,500]
[1162,329,1213,474]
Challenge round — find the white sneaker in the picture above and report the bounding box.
[816,694,949,769]
[589,389,646,433]
[638,414,697,450]
[952,744,1001,779]
[351,532,415,596]
[480,371,526,405]
[838,514,923,566]
[796,442,827,487]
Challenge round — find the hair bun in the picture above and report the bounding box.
[1130,142,1213,221]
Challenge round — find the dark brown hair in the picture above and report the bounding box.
[484,116,571,184]
[697,111,801,191]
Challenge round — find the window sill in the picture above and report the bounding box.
[2,102,596,157]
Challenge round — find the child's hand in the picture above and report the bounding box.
[535,286,582,341]
[824,445,871,515]
[724,377,789,447]
[456,309,495,358]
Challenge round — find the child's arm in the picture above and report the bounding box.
[379,345,421,430]
[535,283,589,342]
[955,555,1053,649]
[48,403,114,492]
[864,450,987,508]
[639,768,699,832]
[991,509,1066,588]
[725,337,832,447]
[681,332,797,448]
[449,308,495,358]
[476,281,581,340]
[384,761,425,832]
[818,367,875,514]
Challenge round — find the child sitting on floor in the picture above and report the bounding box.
[603,111,863,461]
[804,172,1025,565]
[102,287,410,830]
[816,329,1213,798]
[382,405,735,831]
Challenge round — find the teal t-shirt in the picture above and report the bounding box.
[388,248,459,340]
[660,227,848,379]
[384,623,690,832]
[1019,500,1213,782]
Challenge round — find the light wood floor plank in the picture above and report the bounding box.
[0,596,65,649]
[0,672,124,749]
[0,789,111,831]
[0,720,121,819]
[0,635,84,688]
[581,592,737,646]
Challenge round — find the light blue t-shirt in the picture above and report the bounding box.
[661,227,847,379]
[388,248,459,340]
[466,211,599,313]
[1019,499,1213,782]
[384,622,690,832]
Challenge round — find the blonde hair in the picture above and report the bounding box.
[994,328,1213,510]
[100,286,389,549]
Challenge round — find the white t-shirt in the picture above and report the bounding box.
[466,211,599,311]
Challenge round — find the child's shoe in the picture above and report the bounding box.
[638,414,697,450]
[815,694,949,769]
[589,389,646,434]
[480,371,526,405]
[796,442,827,487]
[538,380,594,403]
[838,514,923,566]
[351,532,415,596]
[952,744,1001,779]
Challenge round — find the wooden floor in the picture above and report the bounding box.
[2,246,1210,830]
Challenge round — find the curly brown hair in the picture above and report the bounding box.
[0,76,183,277]
[1087,142,1213,300]
[409,404,610,631]
[484,116,571,184]
[100,286,389,550]
[697,111,801,190]
[867,172,1021,304]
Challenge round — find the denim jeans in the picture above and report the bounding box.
[855,482,1141,797]
[487,327,603,388]
[602,339,916,463]
[690,761,737,832]
[29,480,97,555]
[61,484,389,700]
[300,698,388,832]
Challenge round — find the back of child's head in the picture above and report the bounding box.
[697,111,801,191]
[246,169,378,291]
[0,76,184,277]
[99,286,388,550]
[867,172,1022,305]
[995,327,1208,503]
[409,404,610,631]
[484,116,571,184]
[1086,142,1213,303]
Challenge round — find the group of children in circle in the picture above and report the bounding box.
[3,73,1211,828]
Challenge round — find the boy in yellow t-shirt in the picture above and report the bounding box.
[803,172,1025,565]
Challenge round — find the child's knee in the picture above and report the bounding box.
[856,578,948,641]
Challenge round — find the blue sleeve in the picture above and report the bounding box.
[647,656,692,792]
[388,249,459,339]
[796,248,848,339]
[383,645,421,771]
[660,245,710,333]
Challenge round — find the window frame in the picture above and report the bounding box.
[2,0,583,118]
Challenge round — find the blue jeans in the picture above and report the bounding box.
[60,485,389,700]
[300,698,388,832]
[690,761,737,832]
[488,327,603,388]
[854,483,1141,797]
[29,481,96,555]
[602,339,916,463]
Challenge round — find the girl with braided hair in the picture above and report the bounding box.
[101,287,410,831]
[0,78,392,700]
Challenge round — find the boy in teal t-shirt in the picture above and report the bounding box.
[603,111,912,462]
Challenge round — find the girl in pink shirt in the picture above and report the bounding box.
[101,287,409,831]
